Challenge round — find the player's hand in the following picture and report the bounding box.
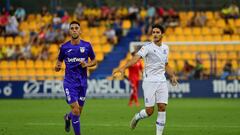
[112,68,124,78]
[55,65,61,72]
[80,60,88,68]
[170,75,178,86]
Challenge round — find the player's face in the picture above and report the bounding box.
[69,24,81,39]
[152,28,163,43]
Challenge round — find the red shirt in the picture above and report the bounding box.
[128,61,143,81]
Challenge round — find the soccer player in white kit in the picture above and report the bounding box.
[113,24,178,135]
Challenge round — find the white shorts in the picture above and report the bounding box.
[142,81,168,107]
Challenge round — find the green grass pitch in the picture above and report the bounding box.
[0,98,240,135]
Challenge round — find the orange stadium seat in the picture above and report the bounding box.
[26,60,34,69]
[192,27,201,35]
[0,60,8,69]
[235,19,240,27]
[14,36,23,46]
[96,52,104,61]
[205,11,214,20]
[17,60,26,69]
[201,27,210,35]
[35,60,44,69]
[216,19,226,28]
[102,44,112,54]
[5,37,14,45]
[122,20,131,29]
[0,37,4,45]
[215,45,225,52]
[93,45,102,53]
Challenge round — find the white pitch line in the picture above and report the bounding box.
[24,122,240,128]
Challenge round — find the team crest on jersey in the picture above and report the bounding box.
[80,47,85,53]
[163,49,167,54]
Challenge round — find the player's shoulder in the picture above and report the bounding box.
[60,40,71,48]
[142,42,152,48]
[161,43,169,49]
[81,39,92,46]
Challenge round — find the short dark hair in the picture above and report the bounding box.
[152,24,165,34]
[70,21,80,27]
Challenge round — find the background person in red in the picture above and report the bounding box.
[128,51,143,107]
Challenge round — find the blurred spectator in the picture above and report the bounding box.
[14,7,26,22]
[112,18,123,42]
[223,21,234,35]
[52,13,62,30]
[13,45,24,60]
[6,15,19,36]
[128,4,139,21]
[56,6,65,18]
[74,3,84,20]
[9,6,15,16]
[104,25,116,44]
[45,26,56,43]
[147,5,156,18]
[165,8,180,27]
[193,59,204,79]
[41,6,49,17]
[6,45,15,60]
[188,12,206,27]
[181,60,194,80]
[21,43,32,59]
[38,45,49,60]
[0,46,6,60]
[221,2,239,19]
[0,12,8,35]
[221,60,233,79]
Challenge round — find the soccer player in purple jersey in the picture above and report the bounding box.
[55,21,96,135]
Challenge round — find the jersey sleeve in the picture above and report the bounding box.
[88,44,95,60]
[58,45,65,62]
[165,46,169,64]
[137,45,148,58]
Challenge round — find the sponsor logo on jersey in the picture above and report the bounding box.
[67,58,85,62]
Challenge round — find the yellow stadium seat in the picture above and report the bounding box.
[176,60,184,72]
[14,36,23,46]
[201,27,210,35]
[49,44,59,53]
[203,35,213,41]
[225,45,234,52]
[35,60,44,69]
[17,60,26,69]
[27,14,36,22]
[206,45,215,51]
[5,37,14,45]
[182,52,195,60]
[187,11,194,20]
[0,69,10,80]
[215,45,225,52]
[176,35,186,41]
[222,35,231,41]
[0,37,4,45]
[8,61,17,69]
[92,37,101,45]
[43,60,53,69]
[231,35,240,40]
[194,35,203,41]
[212,35,222,41]
[102,44,112,53]
[167,35,176,41]
[80,20,88,27]
[27,69,36,80]
[90,28,100,36]
[211,27,222,35]
[185,35,194,41]
[202,60,211,69]
[171,52,182,60]
[122,20,131,29]
[174,27,183,35]
[192,27,201,35]
[182,28,192,35]
[45,69,55,80]
[205,11,214,20]
[19,21,28,31]
[26,60,34,69]
[228,52,237,59]
[188,45,197,51]
[96,52,104,61]
[235,19,240,27]
[100,36,107,44]
[200,53,209,59]
[217,52,227,60]
[216,19,226,28]
[93,45,102,53]
[35,69,45,80]
[165,27,174,35]
[234,45,240,51]
[18,69,27,80]
[0,60,8,69]
[9,69,18,80]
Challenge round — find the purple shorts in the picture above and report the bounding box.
[63,83,87,106]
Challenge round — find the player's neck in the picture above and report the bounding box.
[153,41,162,47]
[71,38,81,45]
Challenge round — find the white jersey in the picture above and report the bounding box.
[137,42,169,82]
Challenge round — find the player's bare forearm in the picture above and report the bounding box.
[121,55,141,71]
[55,60,62,72]
[165,64,175,78]
[86,59,97,67]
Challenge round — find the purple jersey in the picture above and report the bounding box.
[58,40,95,87]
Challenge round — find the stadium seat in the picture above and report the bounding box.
[0,60,8,69]
[215,45,225,52]
[225,45,234,52]
[216,19,226,28]
[122,20,131,29]
[5,37,14,45]
[174,27,183,35]
[93,45,102,53]
[96,52,104,61]
[43,60,53,69]
[14,36,23,46]
[201,27,210,35]
[8,61,17,69]
[26,60,34,69]
[102,44,112,54]
[0,37,4,45]
[35,60,44,69]
[235,19,240,27]
[182,28,192,35]
[205,11,214,20]
[17,60,26,69]
[228,52,237,59]
[18,69,27,80]
[0,69,10,80]
[217,52,227,60]
[192,27,201,36]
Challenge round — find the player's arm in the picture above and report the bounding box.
[165,63,178,86]
[80,59,97,68]
[55,45,64,72]
[55,60,62,72]
[113,54,141,77]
